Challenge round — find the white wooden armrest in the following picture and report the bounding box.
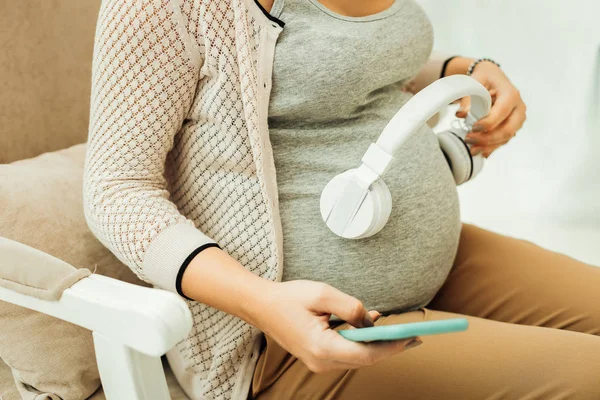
[0,273,194,399]
[0,273,193,357]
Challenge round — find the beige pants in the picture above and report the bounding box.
[251,224,600,399]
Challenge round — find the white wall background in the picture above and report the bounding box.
[418,0,600,264]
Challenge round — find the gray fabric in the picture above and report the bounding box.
[268,0,461,314]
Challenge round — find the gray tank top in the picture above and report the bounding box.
[268,0,461,314]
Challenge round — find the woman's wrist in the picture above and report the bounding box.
[443,56,477,76]
[444,56,501,77]
[180,246,277,328]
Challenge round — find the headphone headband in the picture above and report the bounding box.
[356,75,492,187]
[377,75,492,154]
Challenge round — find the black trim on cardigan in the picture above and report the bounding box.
[253,0,285,28]
[440,55,460,78]
[176,243,222,300]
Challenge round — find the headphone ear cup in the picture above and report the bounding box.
[320,169,392,239]
[365,178,393,238]
[437,130,475,185]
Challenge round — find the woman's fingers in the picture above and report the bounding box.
[369,310,382,322]
[301,283,423,371]
[309,283,374,328]
[320,329,420,367]
[308,338,421,373]
[338,310,382,333]
[472,87,521,132]
[467,103,527,157]
[455,96,471,119]
[471,143,501,158]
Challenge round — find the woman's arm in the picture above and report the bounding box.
[404,52,460,93]
[405,53,481,94]
[442,56,476,76]
[181,247,421,373]
[83,0,215,294]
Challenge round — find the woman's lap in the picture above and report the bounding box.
[429,223,600,334]
[252,224,600,399]
[253,310,600,399]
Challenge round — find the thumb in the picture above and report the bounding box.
[312,285,374,328]
[456,96,471,118]
[369,310,382,322]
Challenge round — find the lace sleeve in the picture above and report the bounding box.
[83,0,214,294]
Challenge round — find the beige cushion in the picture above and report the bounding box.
[0,357,190,400]
[0,144,145,285]
[0,359,20,400]
[0,0,101,163]
[0,144,148,399]
[0,237,90,300]
[0,304,99,400]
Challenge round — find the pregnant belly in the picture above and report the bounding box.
[278,128,462,314]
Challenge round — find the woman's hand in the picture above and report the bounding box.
[252,280,421,373]
[454,61,527,158]
[181,248,420,373]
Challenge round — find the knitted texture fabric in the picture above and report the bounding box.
[84,0,281,398]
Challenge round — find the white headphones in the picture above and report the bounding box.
[320,75,492,239]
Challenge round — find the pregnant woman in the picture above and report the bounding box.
[84,0,600,398]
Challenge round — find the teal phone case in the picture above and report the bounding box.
[338,318,469,342]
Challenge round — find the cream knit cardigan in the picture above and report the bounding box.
[83,0,448,398]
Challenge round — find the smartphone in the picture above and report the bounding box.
[338,318,468,342]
